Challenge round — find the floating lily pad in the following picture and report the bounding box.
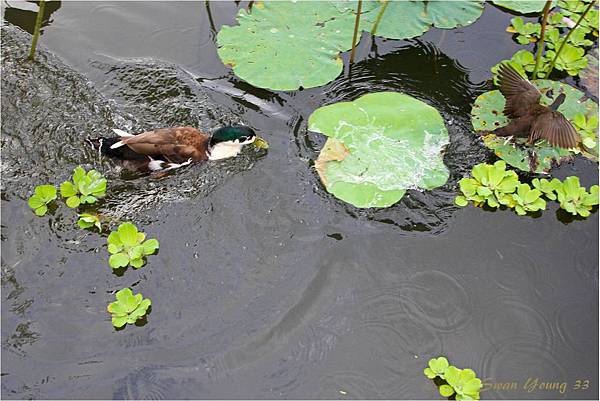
[309,92,449,208]
[217,1,360,91]
[471,80,598,173]
[492,1,557,14]
[217,1,483,90]
[366,0,483,39]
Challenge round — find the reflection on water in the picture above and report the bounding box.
[1,2,598,399]
[3,1,62,35]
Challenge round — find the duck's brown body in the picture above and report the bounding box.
[491,64,579,149]
[116,126,210,162]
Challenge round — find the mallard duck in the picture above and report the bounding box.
[88,125,267,172]
[491,63,579,149]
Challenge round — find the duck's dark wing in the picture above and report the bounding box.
[530,111,579,149]
[121,127,209,162]
[497,63,541,119]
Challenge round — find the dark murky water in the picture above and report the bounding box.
[2,1,598,399]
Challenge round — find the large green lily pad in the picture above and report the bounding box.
[366,0,484,39]
[492,1,557,14]
[217,1,361,91]
[217,1,484,91]
[471,80,598,173]
[309,92,449,208]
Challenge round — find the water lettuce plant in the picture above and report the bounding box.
[217,1,484,90]
[512,183,547,215]
[457,165,598,219]
[454,161,519,208]
[77,213,102,231]
[471,79,598,173]
[60,166,107,208]
[107,288,152,328]
[309,92,449,208]
[28,184,57,216]
[573,112,599,152]
[507,17,541,44]
[107,222,159,269]
[424,356,482,400]
[554,176,599,217]
[546,43,588,75]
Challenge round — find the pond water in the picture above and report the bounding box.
[1,1,598,399]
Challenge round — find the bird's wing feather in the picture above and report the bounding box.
[530,111,579,149]
[497,63,542,118]
[120,127,208,162]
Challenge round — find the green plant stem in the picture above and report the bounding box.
[370,0,388,36]
[532,0,553,77]
[28,0,46,60]
[349,0,363,64]
[544,0,595,78]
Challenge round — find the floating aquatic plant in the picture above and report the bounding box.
[60,166,107,208]
[309,92,449,208]
[554,176,599,217]
[471,80,598,173]
[107,222,159,269]
[492,0,556,14]
[217,1,484,90]
[456,165,598,219]
[77,213,102,232]
[107,288,152,328]
[511,183,547,215]
[424,356,482,400]
[28,184,57,216]
[454,161,519,208]
[507,16,541,44]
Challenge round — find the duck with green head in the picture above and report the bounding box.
[88,125,268,172]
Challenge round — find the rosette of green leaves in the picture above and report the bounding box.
[506,17,541,44]
[28,184,57,216]
[511,183,547,215]
[77,213,102,231]
[444,366,482,401]
[107,222,159,269]
[60,166,107,208]
[573,113,599,158]
[107,288,152,328]
[424,357,449,379]
[554,176,599,217]
[546,43,588,76]
[454,161,519,208]
[532,178,561,200]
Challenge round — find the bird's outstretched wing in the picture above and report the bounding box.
[115,127,208,162]
[530,111,579,149]
[497,63,542,119]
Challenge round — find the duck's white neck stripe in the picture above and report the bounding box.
[208,137,255,160]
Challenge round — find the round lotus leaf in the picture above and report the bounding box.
[419,0,484,29]
[217,1,361,91]
[471,80,598,173]
[492,0,557,14]
[309,92,450,208]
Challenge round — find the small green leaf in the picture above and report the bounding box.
[439,384,455,397]
[142,239,159,255]
[66,195,81,208]
[130,258,145,269]
[109,253,130,269]
[107,288,151,328]
[60,181,77,197]
[72,166,86,184]
[34,205,48,216]
[455,195,469,207]
[423,367,436,379]
[118,222,139,247]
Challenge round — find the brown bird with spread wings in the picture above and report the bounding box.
[491,63,579,149]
